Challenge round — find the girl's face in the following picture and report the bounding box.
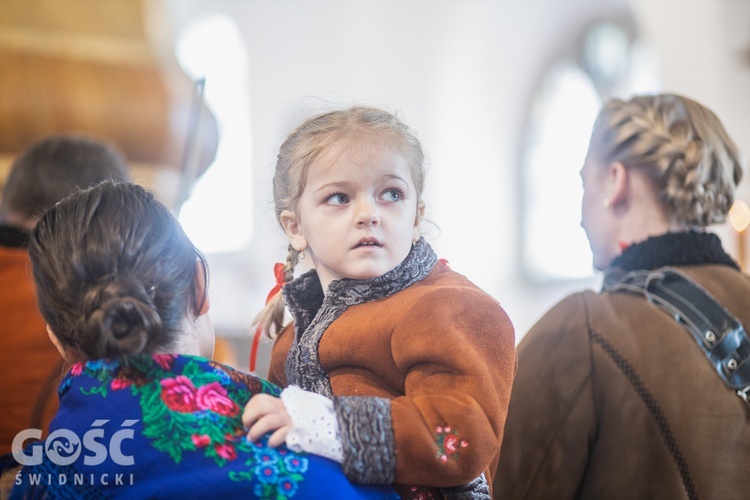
[281,142,421,292]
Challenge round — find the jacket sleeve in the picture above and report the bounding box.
[336,285,516,487]
[493,292,596,499]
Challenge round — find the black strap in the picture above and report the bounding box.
[604,266,750,408]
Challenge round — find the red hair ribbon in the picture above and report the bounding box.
[249,263,286,373]
[265,263,286,302]
[438,258,450,268]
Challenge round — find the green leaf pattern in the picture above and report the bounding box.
[67,355,307,498]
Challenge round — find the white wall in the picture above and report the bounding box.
[164,0,750,369]
[630,0,750,196]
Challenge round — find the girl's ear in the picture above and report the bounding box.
[413,201,425,240]
[414,201,425,226]
[280,209,308,251]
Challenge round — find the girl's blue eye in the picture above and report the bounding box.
[381,188,403,202]
[326,193,349,205]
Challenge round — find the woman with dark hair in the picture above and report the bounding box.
[2,181,397,499]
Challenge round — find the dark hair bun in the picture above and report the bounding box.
[79,276,163,357]
[30,182,200,359]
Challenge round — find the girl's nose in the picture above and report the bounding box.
[355,201,380,227]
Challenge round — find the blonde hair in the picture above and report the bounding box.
[588,93,744,227]
[255,106,426,338]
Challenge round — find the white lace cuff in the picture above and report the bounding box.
[281,385,344,463]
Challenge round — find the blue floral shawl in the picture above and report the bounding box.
[6,354,398,499]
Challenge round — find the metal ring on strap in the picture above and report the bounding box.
[605,266,750,410]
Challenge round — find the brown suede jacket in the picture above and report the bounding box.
[495,231,750,499]
[269,239,517,499]
[0,227,62,456]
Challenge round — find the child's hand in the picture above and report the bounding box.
[242,393,293,447]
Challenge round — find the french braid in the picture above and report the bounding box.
[590,94,743,227]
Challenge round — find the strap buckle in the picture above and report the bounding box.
[607,267,750,412]
[737,386,750,409]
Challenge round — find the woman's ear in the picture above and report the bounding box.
[280,209,308,252]
[194,259,211,317]
[46,325,70,361]
[607,161,629,209]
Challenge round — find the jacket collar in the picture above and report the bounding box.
[281,237,437,396]
[603,230,739,288]
[283,236,438,331]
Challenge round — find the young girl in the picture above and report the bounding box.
[243,106,517,498]
[2,182,397,499]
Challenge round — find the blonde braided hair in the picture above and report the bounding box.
[253,106,426,339]
[588,94,744,227]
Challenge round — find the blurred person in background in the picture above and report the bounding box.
[0,134,130,454]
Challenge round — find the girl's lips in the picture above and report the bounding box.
[353,238,382,249]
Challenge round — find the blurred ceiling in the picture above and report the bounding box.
[0,0,219,208]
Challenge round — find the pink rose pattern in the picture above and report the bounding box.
[111,377,131,390]
[215,443,237,461]
[195,382,239,416]
[154,353,176,370]
[160,375,198,412]
[149,362,256,467]
[63,355,306,498]
[160,378,240,416]
[409,486,436,499]
[434,425,469,463]
[192,434,211,448]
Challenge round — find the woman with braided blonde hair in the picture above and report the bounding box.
[243,106,516,498]
[495,94,750,499]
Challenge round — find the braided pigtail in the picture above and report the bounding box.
[253,245,299,339]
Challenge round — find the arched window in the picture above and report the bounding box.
[521,19,659,282]
[521,62,601,281]
[174,14,254,254]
